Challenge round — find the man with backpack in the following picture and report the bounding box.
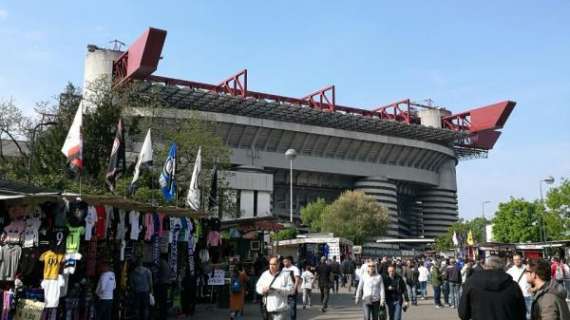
[383,264,409,320]
[282,256,301,320]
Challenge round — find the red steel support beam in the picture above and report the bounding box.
[442,101,516,132]
[301,85,336,112]
[112,28,167,87]
[217,69,247,97]
[372,99,413,124]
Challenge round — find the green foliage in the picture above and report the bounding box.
[492,198,541,243]
[300,198,327,232]
[546,178,570,216]
[434,217,489,251]
[3,82,232,212]
[272,228,297,241]
[320,191,389,245]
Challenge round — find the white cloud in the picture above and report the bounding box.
[0,9,7,20]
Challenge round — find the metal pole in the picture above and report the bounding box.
[482,202,485,219]
[290,159,293,223]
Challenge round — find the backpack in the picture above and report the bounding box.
[555,264,564,281]
[231,277,242,293]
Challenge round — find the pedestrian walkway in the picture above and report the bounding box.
[185,287,459,320]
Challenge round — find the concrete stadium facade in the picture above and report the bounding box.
[80,28,514,240]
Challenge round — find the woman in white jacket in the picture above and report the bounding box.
[355,260,386,320]
[256,257,295,320]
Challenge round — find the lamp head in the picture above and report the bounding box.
[285,149,297,160]
[543,176,555,185]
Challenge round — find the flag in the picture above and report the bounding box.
[208,165,218,211]
[159,143,177,202]
[128,129,153,196]
[105,118,126,192]
[186,147,201,210]
[452,231,459,246]
[467,230,475,246]
[61,104,83,172]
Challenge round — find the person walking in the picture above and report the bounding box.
[507,254,533,319]
[256,256,295,320]
[440,260,450,306]
[355,260,386,320]
[402,260,419,306]
[282,256,301,320]
[331,256,341,294]
[458,255,526,320]
[383,264,409,320]
[300,266,315,309]
[447,258,462,309]
[431,262,443,308]
[560,258,570,302]
[230,264,249,320]
[417,263,429,300]
[342,257,356,292]
[315,256,332,313]
[526,259,570,320]
[95,263,115,320]
[128,259,153,320]
[157,254,171,318]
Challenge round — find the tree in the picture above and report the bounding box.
[320,191,389,245]
[546,178,570,216]
[300,198,327,232]
[0,98,29,159]
[272,228,298,241]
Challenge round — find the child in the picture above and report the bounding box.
[301,266,316,309]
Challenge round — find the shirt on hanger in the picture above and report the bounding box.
[84,206,97,241]
[129,211,141,240]
[94,205,106,239]
[0,244,22,280]
[39,250,64,280]
[66,226,85,253]
[63,252,82,274]
[207,231,222,247]
[51,226,69,252]
[41,275,65,308]
[116,209,126,241]
[144,213,154,241]
[3,220,25,243]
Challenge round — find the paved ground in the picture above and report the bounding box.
[187,287,460,319]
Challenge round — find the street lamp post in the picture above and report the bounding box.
[481,200,491,219]
[285,149,297,223]
[538,176,555,251]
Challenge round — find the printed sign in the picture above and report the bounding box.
[207,269,226,286]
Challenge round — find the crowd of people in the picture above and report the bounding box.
[249,253,570,320]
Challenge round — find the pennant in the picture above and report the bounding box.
[467,230,475,246]
[61,104,83,172]
[186,147,201,210]
[105,118,126,192]
[452,231,459,246]
[159,143,177,202]
[208,165,218,211]
[128,129,153,196]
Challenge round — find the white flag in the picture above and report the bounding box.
[128,129,153,196]
[186,147,202,210]
[452,231,459,246]
[61,104,83,172]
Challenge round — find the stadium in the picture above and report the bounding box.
[81,28,515,241]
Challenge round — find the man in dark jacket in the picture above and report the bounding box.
[384,264,409,320]
[526,259,570,320]
[402,260,419,306]
[316,256,332,313]
[447,258,462,309]
[459,256,526,320]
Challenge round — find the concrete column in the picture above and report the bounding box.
[354,177,399,238]
[416,188,458,238]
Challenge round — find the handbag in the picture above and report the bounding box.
[149,293,155,306]
[261,271,281,320]
[378,304,387,320]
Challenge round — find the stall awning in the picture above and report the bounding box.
[63,193,207,218]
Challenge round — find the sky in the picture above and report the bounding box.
[0,1,568,219]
